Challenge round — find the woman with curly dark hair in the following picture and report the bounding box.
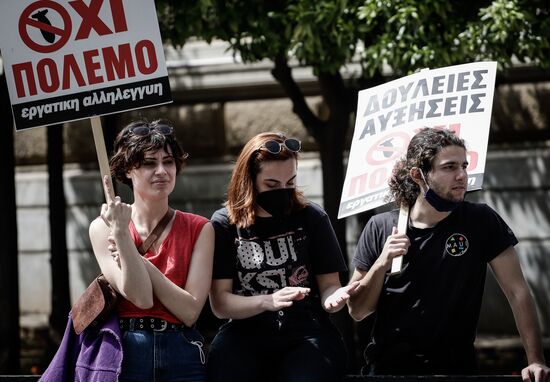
[89,119,214,381]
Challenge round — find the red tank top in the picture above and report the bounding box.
[117,210,209,323]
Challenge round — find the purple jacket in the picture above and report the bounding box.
[39,313,123,382]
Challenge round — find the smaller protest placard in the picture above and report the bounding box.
[338,62,497,219]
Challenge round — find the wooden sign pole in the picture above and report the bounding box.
[90,116,115,202]
[390,203,409,275]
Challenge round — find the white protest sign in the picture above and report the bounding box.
[338,62,497,219]
[0,0,172,130]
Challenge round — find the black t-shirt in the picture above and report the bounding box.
[352,201,518,374]
[211,202,347,318]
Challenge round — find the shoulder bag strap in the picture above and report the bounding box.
[137,208,175,255]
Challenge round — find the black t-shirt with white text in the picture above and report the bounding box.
[212,202,347,319]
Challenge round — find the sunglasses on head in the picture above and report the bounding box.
[129,123,173,136]
[260,138,301,154]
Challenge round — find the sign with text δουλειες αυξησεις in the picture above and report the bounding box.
[338,62,496,219]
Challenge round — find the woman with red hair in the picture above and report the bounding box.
[207,132,359,382]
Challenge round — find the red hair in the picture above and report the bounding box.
[226,132,307,227]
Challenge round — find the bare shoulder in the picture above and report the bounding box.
[200,221,214,236]
[89,216,109,239]
[196,222,215,247]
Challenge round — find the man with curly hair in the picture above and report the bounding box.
[347,128,549,381]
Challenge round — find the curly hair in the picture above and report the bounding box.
[387,128,466,207]
[109,119,188,188]
[226,132,308,228]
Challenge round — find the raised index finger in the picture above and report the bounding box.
[103,175,115,203]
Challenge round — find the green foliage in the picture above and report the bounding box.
[153,0,550,257]
[358,0,550,76]
[157,1,292,61]
[155,1,210,45]
[286,0,360,74]
[156,0,550,77]
[460,0,550,67]
[358,0,463,76]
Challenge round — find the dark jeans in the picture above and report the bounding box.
[207,310,347,382]
[119,327,206,382]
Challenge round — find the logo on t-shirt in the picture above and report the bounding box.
[289,265,309,286]
[445,233,469,257]
[234,228,309,295]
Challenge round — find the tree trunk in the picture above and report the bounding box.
[0,74,21,373]
[47,124,71,337]
[317,120,347,261]
[315,71,357,371]
[317,112,359,372]
[102,114,118,194]
[272,58,359,371]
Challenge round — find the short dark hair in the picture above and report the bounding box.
[388,128,466,207]
[109,119,188,188]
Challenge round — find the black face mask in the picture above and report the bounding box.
[256,188,293,218]
[424,188,462,212]
[420,170,462,212]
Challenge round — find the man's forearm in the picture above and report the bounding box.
[510,288,546,364]
[347,263,387,321]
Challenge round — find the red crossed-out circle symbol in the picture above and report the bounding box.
[365,131,411,166]
[19,1,72,53]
